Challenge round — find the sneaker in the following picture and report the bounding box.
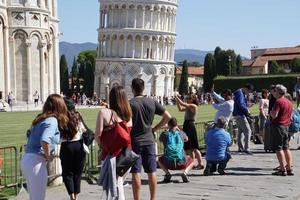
[181,172,189,183]
[272,170,286,176]
[203,168,211,176]
[162,173,172,183]
[244,150,253,155]
[217,168,226,175]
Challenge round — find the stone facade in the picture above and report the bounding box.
[95,0,178,99]
[0,0,59,103]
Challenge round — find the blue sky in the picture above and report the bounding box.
[58,0,300,57]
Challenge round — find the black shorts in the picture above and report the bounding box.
[270,124,289,151]
[130,144,157,173]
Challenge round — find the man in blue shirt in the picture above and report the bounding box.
[204,117,232,176]
[233,83,254,154]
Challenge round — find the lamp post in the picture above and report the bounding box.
[228,55,231,76]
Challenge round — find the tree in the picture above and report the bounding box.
[178,60,189,95]
[214,46,223,75]
[59,55,69,96]
[290,58,300,72]
[77,50,97,97]
[203,53,216,92]
[70,57,78,93]
[236,55,243,74]
[269,60,284,74]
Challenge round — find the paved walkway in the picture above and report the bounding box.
[13,141,300,200]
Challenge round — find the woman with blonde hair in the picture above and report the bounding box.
[21,94,68,200]
[176,94,204,169]
[95,85,132,200]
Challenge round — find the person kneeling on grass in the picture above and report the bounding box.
[204,117,232,176]
[158,117,194,183]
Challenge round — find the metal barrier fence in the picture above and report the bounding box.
[83,121,209,182]
[0,121,212,195]
[0,146,19,195]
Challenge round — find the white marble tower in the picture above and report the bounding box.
[0,0,60,103]
[95,0,178,99]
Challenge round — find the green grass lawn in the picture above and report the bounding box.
[0,104,259,148]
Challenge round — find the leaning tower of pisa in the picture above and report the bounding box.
[95,0,178,99]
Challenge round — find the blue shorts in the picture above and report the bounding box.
[130,144,157,173]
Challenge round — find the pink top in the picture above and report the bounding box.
[259,98,269,117]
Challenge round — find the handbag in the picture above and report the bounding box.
[116,147,139,177]
[82,128,95,146]
[100,112,131,159]
[79,112,95,146]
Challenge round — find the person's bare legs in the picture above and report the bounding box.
[147,173,157,200]
[183,159,194,174]
[194,149,204,167]
[283,149,293,170]
[158,159,169,174]
[132,173,141,200]
[70,194,75,200]
[275,150,286,171]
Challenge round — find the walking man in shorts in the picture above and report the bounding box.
[130,78,171,200]
[270,84,294,176]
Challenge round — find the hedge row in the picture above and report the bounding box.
[213,74,300,93]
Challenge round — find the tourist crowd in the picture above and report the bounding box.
[15,77,300,200]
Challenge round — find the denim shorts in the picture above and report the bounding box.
[130,144,157,173]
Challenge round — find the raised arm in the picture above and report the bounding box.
[212,91,225,103]
[176,95,186,111]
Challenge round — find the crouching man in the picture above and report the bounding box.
[204,117,232,176]
[158,117,194,183]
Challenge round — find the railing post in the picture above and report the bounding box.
[47,145,62,186]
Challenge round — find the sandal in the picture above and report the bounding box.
[273,166,280,171]
[193,164,204,170]
[286,170,294,176]
[272,170,286,176]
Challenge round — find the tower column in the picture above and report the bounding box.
[164,11,167,31]
[157,11,161,30]
[124,38,127,58]
[149,39,152,59]
[25,40,32,102]
[170,75,175,95]
[111,8,114,28]
[165,75,170,96]
[126,8,129,27]
[4,26,10,97]
[134,8,137,28]
[156,41,159,60]
[39,41,46,102]
[140,39,144,59]
[150,8,153,29]
[142,7,145,29]
[132,39,135,58]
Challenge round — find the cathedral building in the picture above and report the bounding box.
[0,0,59,103]
[95,0,178,99]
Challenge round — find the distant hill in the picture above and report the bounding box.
[174,49,212,64]
[59,42,212,67]
[59,42,98,67]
